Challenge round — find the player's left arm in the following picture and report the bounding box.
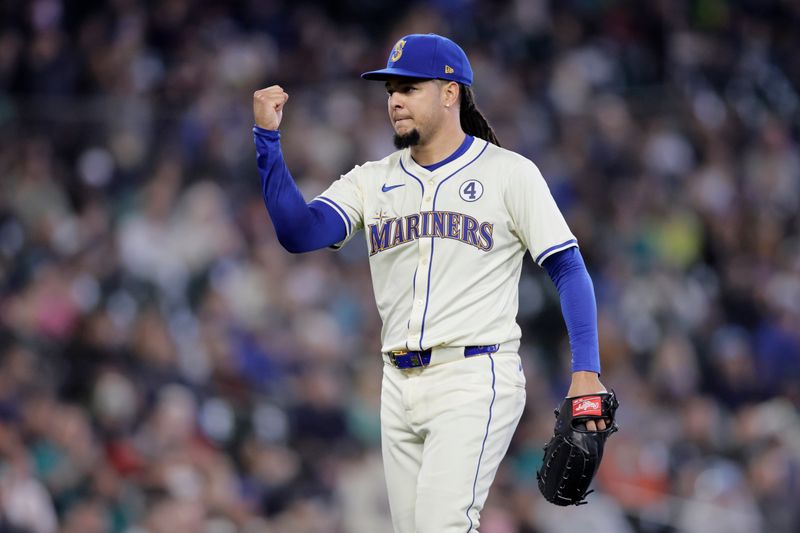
[542,247,607,431]
[506,159,607,430]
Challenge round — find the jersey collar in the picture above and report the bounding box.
[402,136,488,179]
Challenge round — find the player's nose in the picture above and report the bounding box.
[388,91,405,109]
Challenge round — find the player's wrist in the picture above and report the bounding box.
[571,370,599,377]
[253,125,281,139]
[253,123,279,132]
[566,371,606,397]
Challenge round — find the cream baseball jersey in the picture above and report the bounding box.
[314,137,577,353]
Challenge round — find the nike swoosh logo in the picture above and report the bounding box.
[381,183,405,193]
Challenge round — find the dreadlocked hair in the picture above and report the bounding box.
[459,84,500,147]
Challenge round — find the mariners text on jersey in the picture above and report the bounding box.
[313,137,578,353]
[368,210,494,256]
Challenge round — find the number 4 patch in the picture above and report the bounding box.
[459,179,484,202]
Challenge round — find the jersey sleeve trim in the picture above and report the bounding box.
[535,238,578,265]
[316,196,352,235]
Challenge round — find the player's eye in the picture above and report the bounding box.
[387,85,416,95]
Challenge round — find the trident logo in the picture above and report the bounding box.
[390,39,406,62]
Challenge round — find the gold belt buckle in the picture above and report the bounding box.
[389,350,407,366]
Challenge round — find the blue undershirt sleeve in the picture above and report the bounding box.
[542,247,601,374]
[253,126,347,253]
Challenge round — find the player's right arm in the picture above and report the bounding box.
[252,86,346,253]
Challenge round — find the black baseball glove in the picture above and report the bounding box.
[536,390,619,506]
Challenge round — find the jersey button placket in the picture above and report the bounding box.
[408,179,433,349]
[422,173,435,207]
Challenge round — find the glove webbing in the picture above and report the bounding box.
[538,436,596,506]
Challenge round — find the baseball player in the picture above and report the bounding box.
[253,34,608,532]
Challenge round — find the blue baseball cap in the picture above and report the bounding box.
[361,33,473,86]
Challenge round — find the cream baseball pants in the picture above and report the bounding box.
[380,350,526,533]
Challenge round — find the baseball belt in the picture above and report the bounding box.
[385,344,500,369]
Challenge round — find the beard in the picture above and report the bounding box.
[393,128,421,149]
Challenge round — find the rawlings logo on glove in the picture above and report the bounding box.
[572,396,602,417]
[536,390,619,506]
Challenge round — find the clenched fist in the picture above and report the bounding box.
[253,85,289,130]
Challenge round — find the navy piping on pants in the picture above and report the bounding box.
[465,353,496,531]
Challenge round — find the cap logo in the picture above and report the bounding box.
[445,65,454,74]
[390,39,406,62]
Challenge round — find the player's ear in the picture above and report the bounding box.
[441,81,459,108]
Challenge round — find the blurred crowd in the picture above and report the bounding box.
[1,0,799,531]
